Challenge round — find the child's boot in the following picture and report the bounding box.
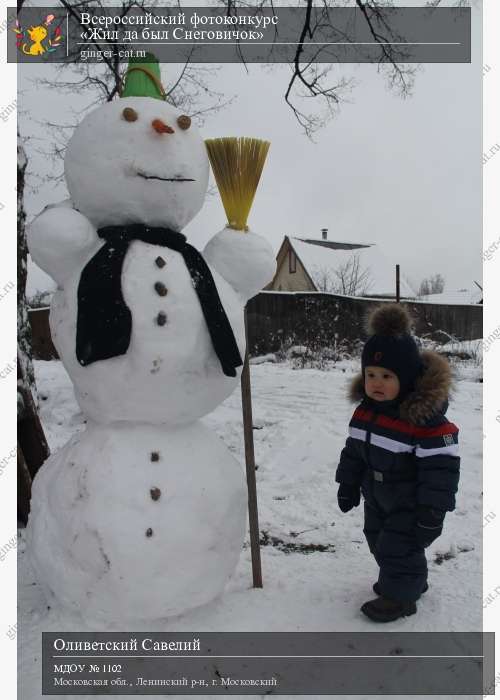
[361,596,417,622]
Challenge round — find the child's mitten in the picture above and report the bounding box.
[416,505,445,548]
[337,483,361,513]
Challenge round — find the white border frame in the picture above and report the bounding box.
[1,0,499,696]
[0,1,18,698]
[483,0,500,693]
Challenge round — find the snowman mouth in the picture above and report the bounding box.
[137,171,194,183]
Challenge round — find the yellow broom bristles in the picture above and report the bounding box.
[205,137,270,232]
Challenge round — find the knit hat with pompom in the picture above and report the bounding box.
[361,304,422,400]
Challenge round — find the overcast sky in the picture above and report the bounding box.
[20,1,482,296]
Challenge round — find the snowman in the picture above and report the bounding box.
[27,57,275,623]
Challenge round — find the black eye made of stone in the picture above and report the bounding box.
[122,107,138,122]
[177,115,191,130]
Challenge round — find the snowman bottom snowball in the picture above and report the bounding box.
[26,422,247,623]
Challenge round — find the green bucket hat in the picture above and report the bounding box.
[120,53,166,100]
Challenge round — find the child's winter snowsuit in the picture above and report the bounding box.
[336,349,460,603]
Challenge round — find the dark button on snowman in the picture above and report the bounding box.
[27,56,275,624]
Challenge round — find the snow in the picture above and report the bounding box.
[19,356,482,700]
[28,207,99,287]
[291,237,416,298]
[421,339,482,383]
[250,353,277,365]
[418,289,483,305]
[298,236,374,247]
[203,228,276,301]
[439,338,483,358]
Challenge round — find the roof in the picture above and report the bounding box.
[295,238,372,251]
[290,237,416,298]
[418,289,483,305]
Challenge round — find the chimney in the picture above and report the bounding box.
[321,228,328,241]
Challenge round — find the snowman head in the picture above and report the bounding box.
[65,60,209,231]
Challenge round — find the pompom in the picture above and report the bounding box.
[366,304,413,337]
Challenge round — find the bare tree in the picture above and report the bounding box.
[20,0,476,138]
[44,0,232,109]
[22,0,233,185]
[418,273,445,296]
[20,0,459,146]
[418,278,430,296]
[17,2,36,405]
[219,0,419,136]
[17,135,35,402]
[426,0,478,7]
[314,253,372,296]
[18,133,51,525]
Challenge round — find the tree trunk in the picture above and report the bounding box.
[17,134,36,402]
[17,133,50,524]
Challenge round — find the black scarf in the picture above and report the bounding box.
[76,225,243,378]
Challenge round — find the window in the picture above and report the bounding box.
[289,250,297,274]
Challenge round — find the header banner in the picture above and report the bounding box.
[8,6,471,64]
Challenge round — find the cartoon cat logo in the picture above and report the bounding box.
[13,14,63,57]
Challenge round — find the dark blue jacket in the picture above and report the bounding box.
[336,350,460,512]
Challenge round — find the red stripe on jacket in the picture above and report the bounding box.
[352,406,458,439]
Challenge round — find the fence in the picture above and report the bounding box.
[28,293,482,361]
[245,292,482,355]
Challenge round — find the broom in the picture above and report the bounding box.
[205,136,270,589]
[205,137,270,232]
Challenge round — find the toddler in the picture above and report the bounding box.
[336,304,460,622]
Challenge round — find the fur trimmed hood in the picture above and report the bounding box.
[348,349,453,426]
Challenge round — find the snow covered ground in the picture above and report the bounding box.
[19,356,483,700]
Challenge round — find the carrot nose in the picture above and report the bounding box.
[152,119,174,134]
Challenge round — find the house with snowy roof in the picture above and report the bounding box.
[266,230,416,299]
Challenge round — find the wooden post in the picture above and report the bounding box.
[396,264,401,303]
[241,307,263,588]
